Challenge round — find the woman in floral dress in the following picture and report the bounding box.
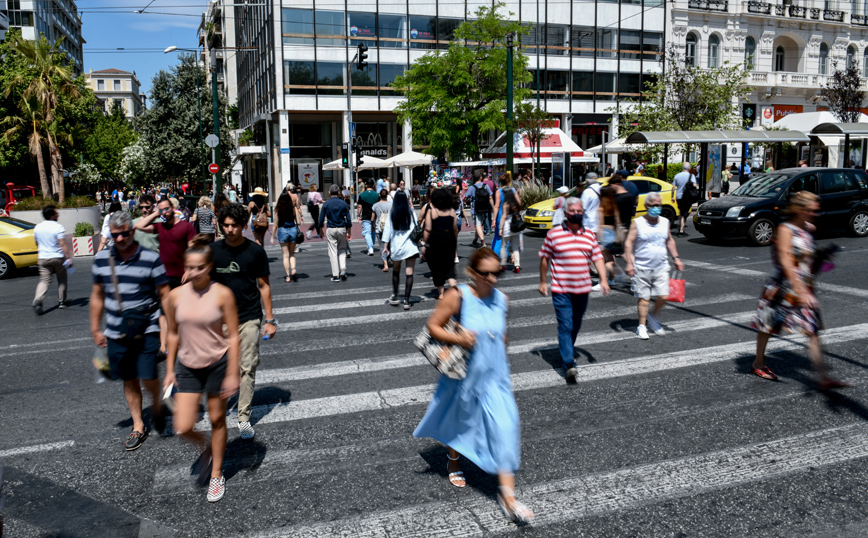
[751,191,848,389]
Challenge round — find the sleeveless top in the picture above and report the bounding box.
[174,281,229,369]
[633,216,670,270]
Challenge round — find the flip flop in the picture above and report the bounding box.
[751,367,778,381]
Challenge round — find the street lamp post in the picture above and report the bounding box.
[164,45,206,194]
[506,33,514,176]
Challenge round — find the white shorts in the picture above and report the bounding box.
[633,265,670,300]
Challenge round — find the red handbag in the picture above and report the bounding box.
[667,270,686,303]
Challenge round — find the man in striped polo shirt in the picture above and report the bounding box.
[90,211,170,451]
[539,198,610,384]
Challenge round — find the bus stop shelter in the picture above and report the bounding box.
[623,130,810,195]
[811,123,868,167]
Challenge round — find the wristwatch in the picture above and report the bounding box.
[264,319,278,326]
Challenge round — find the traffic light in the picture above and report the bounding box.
[341,143,349,167]
[357,43,368,70]
[355,151,365,168]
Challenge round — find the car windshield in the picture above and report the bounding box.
[731,174,792,198]
[0,217,36,230]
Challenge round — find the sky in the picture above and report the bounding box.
[80,0,207,94]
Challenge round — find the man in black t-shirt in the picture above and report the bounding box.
[211,203,277,440]
[357,180,379,256]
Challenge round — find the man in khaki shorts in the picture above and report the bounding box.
[623,192,685,340]
[210,203,277,439]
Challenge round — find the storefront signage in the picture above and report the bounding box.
[761,106,774,126]
[297,162,319,190]
[774,105,803,120]
[359,147,388,158]
[410,28,433,40]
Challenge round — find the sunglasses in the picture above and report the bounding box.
[473,268,501,277]
[112,230,133,239]
[646,203,662,208]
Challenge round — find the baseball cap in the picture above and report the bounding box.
[556,186,570,194]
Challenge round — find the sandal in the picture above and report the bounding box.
[382,267,390,272]
[817,377,852,390]
[284,275,291,283]
[497,486,534,525]
[751,367,778,381]
[447,455,465,488]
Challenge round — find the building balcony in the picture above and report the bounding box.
[749,70,868,91]
[707,1,851,23]
[688,0,728,11]
[853,13,868,25]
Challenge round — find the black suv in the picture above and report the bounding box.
[693,168,868,245]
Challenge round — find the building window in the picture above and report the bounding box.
[847,45,856,69]
[571,26,595,58]
[315,10,346,46]
[745,37,756,69]
[282,8,314,45]
[114,80,121,91]
[379,64,407,93]
[97,79,105,90]
[546,70,569,99]
[619,72,641,96]
[545,24,568,56]
[620,29,641,60]
[572,71,594,100]
[686,33,698,66]
[378,14,406,48]
[316,62,345,95]
[409,16,436,49]
[819,43,829,75]
[597,28,618,59]
[863,48,868,77]
[642,32,664,61]
[438,18,463,49]
[775,46,785,71]
[595,72,617,100]
[708,35,720,68]
[348,12,376,47]
[351,63,377,96]
[283,61,315,95]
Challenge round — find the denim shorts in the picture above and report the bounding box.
[276,224,299,244]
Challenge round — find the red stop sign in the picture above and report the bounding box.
[208,163,220,174]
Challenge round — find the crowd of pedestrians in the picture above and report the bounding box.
[23,162,847,516]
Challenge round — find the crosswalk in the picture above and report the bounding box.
[2,244,868,537]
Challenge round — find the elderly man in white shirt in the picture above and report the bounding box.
[32,205,74,314]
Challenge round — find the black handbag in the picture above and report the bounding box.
[108,255,156,340]
[509,213,526,233]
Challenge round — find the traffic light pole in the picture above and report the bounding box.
[506,33,514,177]
[347,52,357,219]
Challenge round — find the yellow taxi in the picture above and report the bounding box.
[0,216,38,278]
[522,176,680,231]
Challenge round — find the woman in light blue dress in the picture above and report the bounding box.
[414,247,534,525]
[382,191,420,310]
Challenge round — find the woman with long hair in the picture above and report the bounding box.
[421,188,458,299]
[306,185,324,239]
[414,248,534,525]
[382,190,420,310]
[248,187,270,246]
[497,183,523,273]
[270,192,301,282]
[751,191,848,389]
[191,196,216,242]
[491,172,513,256]
[373,189,392,272]
[163,236,240,502]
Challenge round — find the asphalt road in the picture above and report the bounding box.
[2,224,868,537]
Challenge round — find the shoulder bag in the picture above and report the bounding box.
[107,255,156,340]
[253,205,269,230]
[410,210,425,244]
[414,307,470,380]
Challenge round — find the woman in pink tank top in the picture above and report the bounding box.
[164,236,240,503]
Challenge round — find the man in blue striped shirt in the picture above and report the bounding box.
[90,211,170,451]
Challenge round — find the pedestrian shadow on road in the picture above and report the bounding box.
[225,386,292,422]
[417,446,499,499]
[223,438,268,480]
[530,346,599,376]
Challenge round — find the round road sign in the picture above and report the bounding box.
[205,134,220,148]
[208,163,220,174]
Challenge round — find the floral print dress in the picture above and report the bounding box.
[751,222,822,336]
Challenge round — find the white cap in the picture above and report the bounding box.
[556,186,570,194]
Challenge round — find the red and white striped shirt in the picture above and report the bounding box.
[539,223,602,295]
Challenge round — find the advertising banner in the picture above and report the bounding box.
[297,162,320,190]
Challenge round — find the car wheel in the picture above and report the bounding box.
[849,210,868,237]
[748,219,775,246]
[0,254,13,279]
[661,207,676,224]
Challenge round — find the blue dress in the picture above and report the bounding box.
[491,188,504,254]
[413,284,521,474]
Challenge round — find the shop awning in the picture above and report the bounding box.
[624,130,810,144]
[811,123,868,136]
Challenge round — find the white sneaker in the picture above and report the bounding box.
[305,230,312,239]
[591,283,602,291]
[454,256,459,263]
[636,325,649,340]
[647,314,666,336]
[238,420,255,440]
[368,248,374,256]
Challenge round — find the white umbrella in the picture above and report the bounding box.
[585,137,639,155]
[383,150,433,168]
[357,156,394,170]
[322,158,346,171]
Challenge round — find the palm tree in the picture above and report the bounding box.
[0,95,51,197]
[46,120,76,198]
[5,34,80,203]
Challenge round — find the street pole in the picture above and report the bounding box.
[535,0,541,181]
[347,53,357,219]
[211,147,217,195]
[210,49,222,192]
[506,33,514,177]
[195,58,206,194]
[601,132,607,176]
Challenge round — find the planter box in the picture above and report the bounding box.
[72,233,101,257]
[11,206,101,233]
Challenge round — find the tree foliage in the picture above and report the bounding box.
[821,60,866,123]
[136,54,233,185]
[118,140,149,187]
[615,45,753,160]
[515,102,551,176]
[393,3,533,161]
[81,102,138,181]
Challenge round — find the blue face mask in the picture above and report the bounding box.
[647,206,662,218]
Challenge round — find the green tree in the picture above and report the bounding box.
[6,32,81,202]
[81,102,139,181]
[0,29,33,174]
[821,60,865,123]
[393,3,533,161]
[0,94,51,195]
[515,102,551,179]
[615,45,753,160]
[117,140,149,187]
[137,54,233,186]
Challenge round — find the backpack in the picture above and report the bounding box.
[474,184,491,212]
[253,205,269,230]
